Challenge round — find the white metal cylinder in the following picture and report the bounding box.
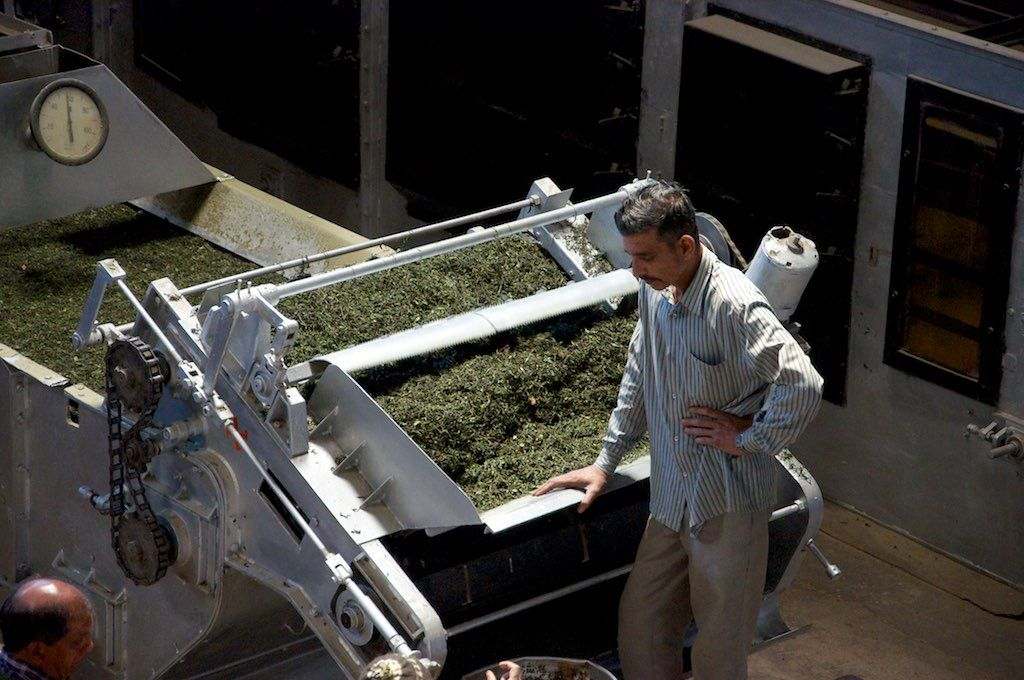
[744,226,818,322]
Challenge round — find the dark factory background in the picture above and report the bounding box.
[3,2,1024,676]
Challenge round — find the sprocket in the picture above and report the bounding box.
[105,335,175,586]
[106,337,168,414]
[114,514,175,586]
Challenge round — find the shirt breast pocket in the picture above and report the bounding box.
[685,351,744,409]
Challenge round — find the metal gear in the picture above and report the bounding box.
[106,337,168,413]
[105,335,175,586]
[123,436,161,471]
[114,514,175,586]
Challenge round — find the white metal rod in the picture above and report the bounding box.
[178,197,538,297]
[269,191,630,302]
[769,499,806,522]
[114,280,186,367]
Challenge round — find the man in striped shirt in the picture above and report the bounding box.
[534,180,823,680]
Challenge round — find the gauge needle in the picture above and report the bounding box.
[66,92,74,145]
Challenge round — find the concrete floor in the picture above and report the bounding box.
[749,502,1024,680]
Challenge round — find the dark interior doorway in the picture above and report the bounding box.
[675,12,869,405]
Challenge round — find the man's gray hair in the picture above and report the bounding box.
[614,179,698,242]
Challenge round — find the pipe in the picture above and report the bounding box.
[769,499,806,522]
[269,190,631,302]
[178,197,538,297]
[305,269,639,377]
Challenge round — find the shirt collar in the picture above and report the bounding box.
[660,245,715,314]
[0,652,51,680]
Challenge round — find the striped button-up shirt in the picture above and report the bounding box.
[595,245,823,533]
[0,652,49,680]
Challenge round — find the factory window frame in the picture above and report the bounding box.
[885,78,1023,404]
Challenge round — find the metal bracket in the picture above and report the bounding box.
[359,476,394,511]
[332,440,367,474]
[266,387,309,457]
[966,412,1024,461]
[202,297,239,398]
[222,288,298,410]
[310,406,338,441]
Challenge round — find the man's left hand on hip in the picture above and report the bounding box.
[683,406,753,456]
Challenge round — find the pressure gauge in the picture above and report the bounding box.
[29,78,109,165]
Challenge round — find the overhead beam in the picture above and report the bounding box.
[359,0,390,238]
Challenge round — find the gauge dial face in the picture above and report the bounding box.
[30,81,109,165]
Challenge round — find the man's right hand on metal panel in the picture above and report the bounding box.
[531,464,610,512]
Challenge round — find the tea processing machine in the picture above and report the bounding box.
[0,19,839,679]
[1,175,835,679]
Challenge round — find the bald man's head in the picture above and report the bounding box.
[1,579,94,679]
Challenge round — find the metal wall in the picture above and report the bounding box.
[652,0,1024,585]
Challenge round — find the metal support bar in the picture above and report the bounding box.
[202,299,239,397]
[72,259,126,350]
[806,539,842,579]
[769,499,806,522]
[269,189,635,302]
[178,197,538,297]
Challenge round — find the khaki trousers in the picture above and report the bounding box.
[618,512,769,680]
